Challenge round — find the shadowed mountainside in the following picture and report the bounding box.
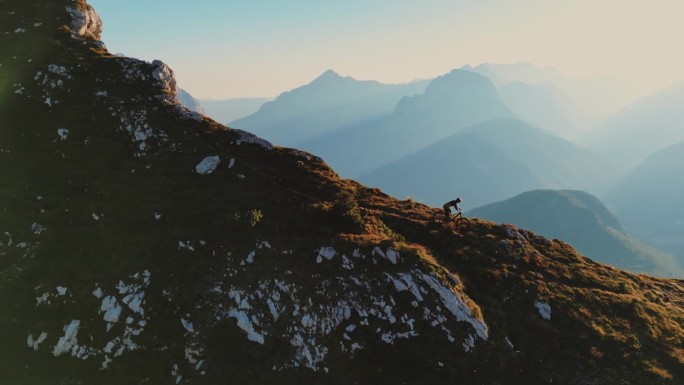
[0,1,682,384]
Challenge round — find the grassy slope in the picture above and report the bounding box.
[0,1,682,384]
[356,189,684,384]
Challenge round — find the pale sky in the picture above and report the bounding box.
[89,0,684,99]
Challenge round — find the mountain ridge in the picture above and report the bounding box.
[359,118,615,208]
[1,1,683,384]
[231,69,429,146]
[296,69,514,177]
[468,190,683,277]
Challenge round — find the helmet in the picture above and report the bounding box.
[456,198,462,203]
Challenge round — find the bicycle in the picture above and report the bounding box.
[432,210,471,232]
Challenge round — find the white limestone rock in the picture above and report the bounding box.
[65,5,103,40]
[151,60,177,95]
[195,156,221,175]
[234,129,273,150]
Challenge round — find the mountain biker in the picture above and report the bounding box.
[443,198,462,218]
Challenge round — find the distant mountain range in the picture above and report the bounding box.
[468,190,683,277]
[496,81,578,139]
[583,82,684,171]
[295,69,514,177]
[358,118,615,208]
[175,90,271,124]
[606,141,684,263]
[464,62,649,132]
[229,67,617,208]
[232,70,429,146]
[200,97,272,124]
[462,62,564,85]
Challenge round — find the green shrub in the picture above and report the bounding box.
[332,190,364,230]
[231,209,263,228]
[247,209,263,228]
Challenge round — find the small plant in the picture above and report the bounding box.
[246,209,263,228]
[332,190,364,230]
[377,220,405,243]
[231,209,263,228]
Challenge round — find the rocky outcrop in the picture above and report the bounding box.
[65,4,103,41]
[151,60,177,96]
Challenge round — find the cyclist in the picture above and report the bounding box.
[443,198,462,218]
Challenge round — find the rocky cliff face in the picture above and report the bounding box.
[1,1,682,384]
[66,2,103,41]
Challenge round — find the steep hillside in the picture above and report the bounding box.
[359,118,615,208]
[607,142,684,263]
[231,70,428,146]
[1,2,683,385]
[468,190,683,278]
[583,82,684,171]
[297,69,514,177]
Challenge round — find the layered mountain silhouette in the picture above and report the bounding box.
[296,69,514,177]
[583,82,684,171]
[199,97,272,125]
[468,190,683,277]
[231,70,428,146]
[359,118,615,208]
[497,81,578,139]
[1,2,683,384]
[463,62,649,131]
[461,62,563,86]
[606,141,684,264]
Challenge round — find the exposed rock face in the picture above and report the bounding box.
[66,4,103,40]
[151,59,177,98]
[117,56,180,104]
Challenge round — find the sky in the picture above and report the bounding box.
[89,0,684,100]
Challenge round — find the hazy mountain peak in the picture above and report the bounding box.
[391,68,512,123]
[425,68,497,95]
[309,69,352,85]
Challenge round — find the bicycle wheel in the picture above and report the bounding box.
[432,210,449,224]
[454,218,471,232]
